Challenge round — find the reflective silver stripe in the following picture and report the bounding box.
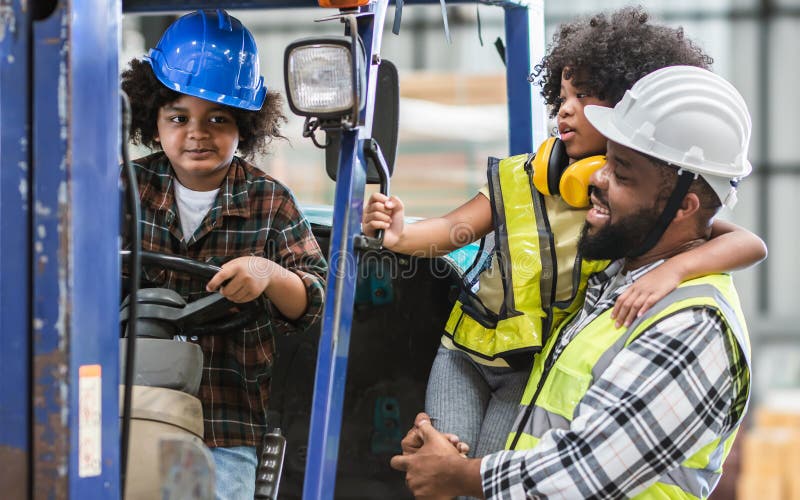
[592,336,619,382]
[494,155,551,318]
[627,284,748,361]
[707,434,728,471]
[488,158,518,317]
[510,403,571,447]
[701,285,750,366]
[522,405,570,439]
[510,404,528,434]
[529,173,554,313]
[658,464,720,498]
[592,283,749,381]
[654,429,733,496]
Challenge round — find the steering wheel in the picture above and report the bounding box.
[120,250,266,339]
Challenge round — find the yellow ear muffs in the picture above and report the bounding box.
[531,137,605,208]
[532,137,569,196]
[559,155,606,208]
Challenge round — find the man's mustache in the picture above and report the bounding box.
[588,185,608,208]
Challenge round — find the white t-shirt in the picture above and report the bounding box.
[173,179,220,242]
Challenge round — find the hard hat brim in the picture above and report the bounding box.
[584,104,752,179]
[145,55,266,111]
[584,104,650,162]
[584,103,749,209]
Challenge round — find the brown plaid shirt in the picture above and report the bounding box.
[123,152,326,448]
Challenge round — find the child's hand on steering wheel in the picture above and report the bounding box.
[206,256,275,303]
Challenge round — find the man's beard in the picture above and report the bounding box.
[578,205,662,261]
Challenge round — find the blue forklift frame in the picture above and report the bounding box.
[0,0,546,497]
[1,1,122,498]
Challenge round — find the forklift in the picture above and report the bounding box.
[0,0,546,498]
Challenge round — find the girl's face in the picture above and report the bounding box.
[556,68,612,161]
[154,95,240,191]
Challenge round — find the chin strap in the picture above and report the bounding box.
[630,169,697,258]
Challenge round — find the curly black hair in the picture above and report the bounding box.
[121,58,286,159]
[531,6,713,117]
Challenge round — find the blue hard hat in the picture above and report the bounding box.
[145,9,267,111]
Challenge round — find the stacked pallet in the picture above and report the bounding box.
[399,72,508,106]
[737,392,800,499]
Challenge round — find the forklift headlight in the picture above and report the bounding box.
[284,36,365,119]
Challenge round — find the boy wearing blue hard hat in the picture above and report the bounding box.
[121,9,326,498]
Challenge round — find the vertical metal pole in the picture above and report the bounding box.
[303,2,388,499]
[0,1,32,497]
[504,1,547,155]
[31,4,71,494]
[302,129,365,500]
[31,0,121,497]
[68,0,122,496]
[756,0,771,314]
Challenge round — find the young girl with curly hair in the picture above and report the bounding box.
[364,5,765,460]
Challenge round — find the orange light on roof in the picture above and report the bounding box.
[318,0,370,7]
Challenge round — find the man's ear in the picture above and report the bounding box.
[675,192,701,221]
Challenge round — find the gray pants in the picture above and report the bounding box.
[424,345,529,458]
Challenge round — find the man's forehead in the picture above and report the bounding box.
[607,141,657,171]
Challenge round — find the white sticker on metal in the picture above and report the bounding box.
[78,364,102,478]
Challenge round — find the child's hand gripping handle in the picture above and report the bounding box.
[355,138,392,251]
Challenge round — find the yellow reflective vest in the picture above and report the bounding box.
[444,153,607,365]
[506,273,751,499]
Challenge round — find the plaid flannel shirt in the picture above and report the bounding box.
[482,260,750,499]
[122,152,327,448]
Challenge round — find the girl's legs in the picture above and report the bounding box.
[424,345,490,455]
[473,366,529,457]
[425,344,529,457]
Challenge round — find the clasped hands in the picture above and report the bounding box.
[390,412,483,499]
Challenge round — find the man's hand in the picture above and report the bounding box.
[400,413,469,457]
[206,256,275,303]
[391,413,483,498]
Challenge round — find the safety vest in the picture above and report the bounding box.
[444,153,608,363]
[506,274,751,499]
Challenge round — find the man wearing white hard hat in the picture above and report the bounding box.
[390,66,756,500]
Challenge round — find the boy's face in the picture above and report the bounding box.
[154,95,240,191]
[557,68,611,161]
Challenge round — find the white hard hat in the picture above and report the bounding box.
[584,65,752,208]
